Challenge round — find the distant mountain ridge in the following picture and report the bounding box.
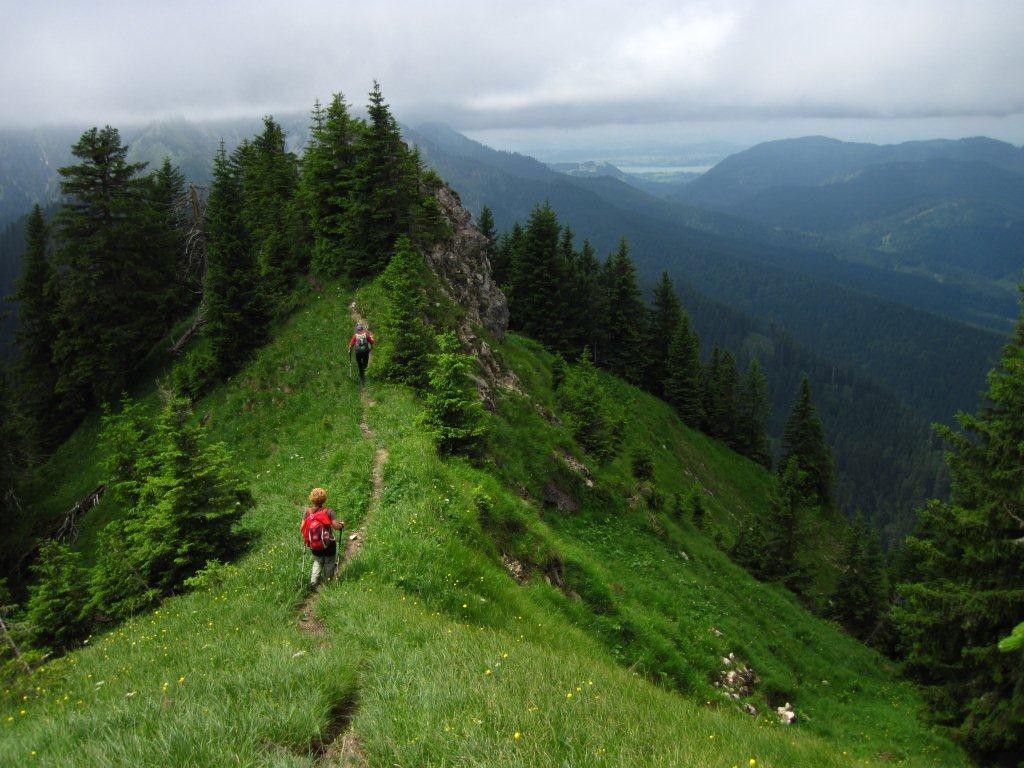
[0,116,311,231]
[671,136,1024,309]
[675,135,1024,210]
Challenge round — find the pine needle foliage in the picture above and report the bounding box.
[598,238,647,384]
[829,512,886,640]
[895,288,1024,762]
[556,349,624,463]
[90,394,252,621]
[52,127,154,409]
[238,117,301,301]
[9,206,66,448]
[347,82,421,278]
[24,541,90,653]
[422,332,487,458]
[781,375,834,508]
[302,94,362,277]
[204,144,269,378]
[378,236,433,388]
[664,314,703,428]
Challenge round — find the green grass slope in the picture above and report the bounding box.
[1,279,967,767]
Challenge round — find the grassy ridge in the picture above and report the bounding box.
[1,279,966,766]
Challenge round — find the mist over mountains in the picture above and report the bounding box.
[2,117,1022,539]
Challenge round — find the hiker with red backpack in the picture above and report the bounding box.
[301,488,345,588]
[348,323,376,384]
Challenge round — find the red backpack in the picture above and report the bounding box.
[301,507,335,552]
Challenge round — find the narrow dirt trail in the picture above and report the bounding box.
[294,300,386,767]
[343,300,387,563]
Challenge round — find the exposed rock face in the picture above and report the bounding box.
[426,185,508,340]
[424,184,518,408]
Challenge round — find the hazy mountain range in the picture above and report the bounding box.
[2,119,1022,539]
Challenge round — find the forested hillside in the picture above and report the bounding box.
[406,125,993,539]
[674,136,1024,332]
[2,85,1019,766]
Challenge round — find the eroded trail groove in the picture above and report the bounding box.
[344,300,387,563]
[295,301,386,766]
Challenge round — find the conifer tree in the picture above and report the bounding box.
[134,395,251,593]
[239,116,300,301]
[91,395,251,617]
[423,331,487,457]
[663,314,703,427]
[701,346,728,437]
[146,157,191,321]
[302,94,362,277]
[736,359,772,468]
[509,202,563,346]
[492,221,522,289]
[646,271,682,396]
[25,541,90,653]
[52,126,158,408]
[348,82,419,278]
[557,349,623,462]
[9,206,65,446]
[895,289,1024,760]
[598,238,646,384]
[0,367,26,538]
[781,376,833,507]
[204,144,268,378]
[717,350,740,445]
[477,206,496,253]
[830,513,886,640]
[572,239,603,356]
[733,457,807,585]
[379,236,432,388]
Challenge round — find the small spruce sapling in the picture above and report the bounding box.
[25,541,91,653]
[423,332,487,458]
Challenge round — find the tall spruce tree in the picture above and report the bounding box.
[736,359,772,468]
[302,94,362,277]
[52,126,159,408]
[701,346,727,437]
[664,314,704,427]
[509,202,563,347]
[717,349,740,445]
[492,221,522,289]
[239,116,300,301]
[0,366,26,538]
[10,206,65,446]
[646,271,682,396]
[781,375,833,507]
[145,158,191,323]
[477,206,496,254]
[895,289,1024,761]
[348,82,419,278]
[598,238,646,384]
[830,512,886,640]
[204,144,268,378]
[379,236,432,388]
[733,457,808,586]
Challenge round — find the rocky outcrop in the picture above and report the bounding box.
[426,184,518,407]
[426,185,508,340]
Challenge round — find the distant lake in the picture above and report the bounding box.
[618,165,713,174]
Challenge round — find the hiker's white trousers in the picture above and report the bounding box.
[310,553,337,587]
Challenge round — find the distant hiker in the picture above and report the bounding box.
[301,487,345,588]
[348,323,376,383]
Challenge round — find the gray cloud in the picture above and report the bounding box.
[2,0,1023,138]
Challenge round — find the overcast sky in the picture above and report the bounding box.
[3,0,1024,154]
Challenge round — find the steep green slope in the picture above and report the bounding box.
[1,280,966,767]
